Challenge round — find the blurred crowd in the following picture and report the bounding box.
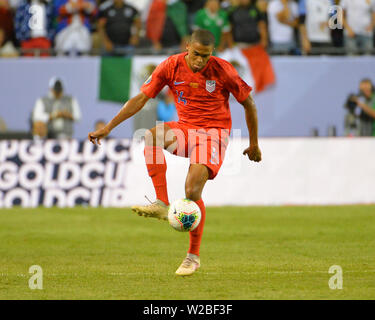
[0,0,374,57]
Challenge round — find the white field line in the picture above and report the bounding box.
[1,270,375,278]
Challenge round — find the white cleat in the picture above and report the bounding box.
[131,200,168,221]
[175,254,200,276]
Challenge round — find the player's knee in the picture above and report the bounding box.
[145,128,155,146]
[145,125,165,147]
[185,185,201,202]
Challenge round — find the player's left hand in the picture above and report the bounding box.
[243,145,262,162]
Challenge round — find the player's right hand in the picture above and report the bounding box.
[88,128,110,146]
[243,145,262,162]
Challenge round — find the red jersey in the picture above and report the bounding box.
[141,52,252,130]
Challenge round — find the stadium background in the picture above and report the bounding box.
[0,0,374,300]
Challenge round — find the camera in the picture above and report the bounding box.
[345,93,359,114]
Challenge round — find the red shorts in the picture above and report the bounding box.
[166,121,229,180]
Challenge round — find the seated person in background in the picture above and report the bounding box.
[0,27,19,57]
[193,0,232,52]
[229,0,268,49]
[146,0,189,52]
[32,77,81,140]
[341,0,375,55]
[157,91,177,122]
[298,0,334,55]
[54,0,97,55]
[98,0,141,56]
[350,79,375,137]
[267,0,299,53]
[14,0,54,56]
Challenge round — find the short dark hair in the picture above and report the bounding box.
[360,78,373,85]
[53,80,63,93]
[190,29,215,47]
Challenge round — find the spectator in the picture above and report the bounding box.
[298,0,334,55]
[55,0,97,55]
[0,0,14,44]
[157,92,176,122]
[341,0,375,55]
[98,0,141,56]
[14,0,54,56]
[267,0,299,53]
[331,0,344,49]
[32,77,81,140]
[193,0,232,51]
[145,0,165,50]
[0,27,18,57]
[350,79,375,136]
[229,0,268,49]
[146,0,189,52]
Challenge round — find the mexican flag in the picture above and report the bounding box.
[99,57,132,103]
[98,46,274,103]
[99,56,168,103]
[219,45,276,94]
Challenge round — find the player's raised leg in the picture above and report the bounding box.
[131,123,176,220]
[176,164,209,276]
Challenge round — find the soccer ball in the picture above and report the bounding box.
[168,199,201,232]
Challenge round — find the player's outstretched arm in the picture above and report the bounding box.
[241,95,262,162]
[88,92,150,145]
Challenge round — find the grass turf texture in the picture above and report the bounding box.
[0,206,374,300]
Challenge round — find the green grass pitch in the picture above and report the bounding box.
[0,206,374,300]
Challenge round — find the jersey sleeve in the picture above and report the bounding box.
[223,61,252,103]
[140,58,169,99]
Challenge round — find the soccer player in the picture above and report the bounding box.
[88,30,262,276]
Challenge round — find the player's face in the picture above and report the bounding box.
[186,41,214,73]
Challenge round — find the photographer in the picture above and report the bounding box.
[350,79,375,137]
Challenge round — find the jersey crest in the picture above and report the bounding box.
[206,80,216,93]
[144,75,152,85]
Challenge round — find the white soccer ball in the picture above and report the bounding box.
[168,199,201,232]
